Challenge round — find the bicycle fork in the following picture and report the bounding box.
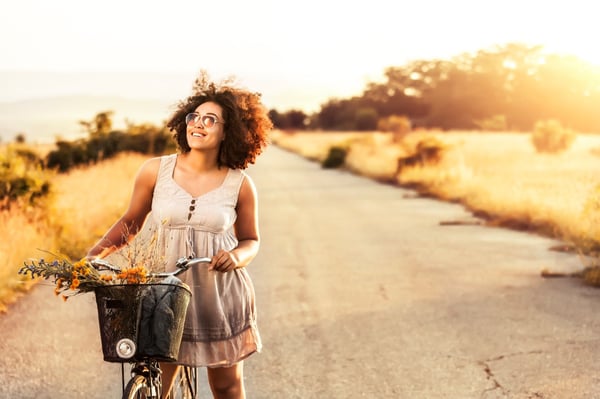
[131,362,162,398]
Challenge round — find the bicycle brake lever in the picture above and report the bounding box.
[90,258,120,271]
[175,257,191,270]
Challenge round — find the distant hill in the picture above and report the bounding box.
[0,95,177,143]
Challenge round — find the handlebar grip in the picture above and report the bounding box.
[186,257,212,266]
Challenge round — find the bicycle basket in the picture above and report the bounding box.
[94,282,191,363]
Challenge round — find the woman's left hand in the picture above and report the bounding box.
[210,249,239,272]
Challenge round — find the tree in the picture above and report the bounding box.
[14,133,26,143]
[79,111,114,137]
[284,110,308,129]
[268,109,283,128]
[354,108,378,130]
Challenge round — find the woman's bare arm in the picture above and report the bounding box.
[211,175,260,272]
[86,158,161,258]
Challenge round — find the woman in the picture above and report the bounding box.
[86,72,272,398]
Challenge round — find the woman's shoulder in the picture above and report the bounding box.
[137,154,176,180]
[229,168,254,184]
[142,154,176,168]
[237,169,257,193]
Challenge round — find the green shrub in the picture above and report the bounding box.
[14,146,44,168]
[531,119,576,153]
[572,184,600,286]
[121,123,173,155]
[0,146,52,209]
[322,146,348,168]
[46,140,88,172]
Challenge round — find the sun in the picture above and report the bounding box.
[538,36,600,67]
[566,46,600,67]
[533,12,600,67]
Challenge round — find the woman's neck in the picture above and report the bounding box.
[180,151,220,173]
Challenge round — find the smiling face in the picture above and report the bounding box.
[186,101,225,150]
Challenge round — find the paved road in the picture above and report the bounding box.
[1,145,599,398]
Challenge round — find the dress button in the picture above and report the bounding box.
[187,198,196,221]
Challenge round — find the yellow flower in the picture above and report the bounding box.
[70,278,80,289]
[20,242,162,302]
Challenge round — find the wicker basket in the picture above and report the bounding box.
[94,282,191,362]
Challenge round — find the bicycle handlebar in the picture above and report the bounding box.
[171,257,212,277]
[90,256,212,278]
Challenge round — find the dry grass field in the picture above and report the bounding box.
[0,208,52,311]
[0,152,148,312]
[49,152,148,259]
[272,129,600,255]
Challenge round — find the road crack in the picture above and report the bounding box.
[477,350,544,398]
[479,359,507,397]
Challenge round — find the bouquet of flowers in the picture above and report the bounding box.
[19,224,167,300]
[19,254,150,301]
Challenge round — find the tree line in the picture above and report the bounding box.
[269,42,600,133]
[46,111,175,172]
[1,112,173,209]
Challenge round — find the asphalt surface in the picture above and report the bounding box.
[1,145,599,399]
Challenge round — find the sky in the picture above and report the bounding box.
[1,0,599,113]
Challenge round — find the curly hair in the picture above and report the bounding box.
[166,71,272,169]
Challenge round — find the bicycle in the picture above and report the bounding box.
[91,256,211,399]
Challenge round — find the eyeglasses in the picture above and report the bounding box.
[185,112,224,129]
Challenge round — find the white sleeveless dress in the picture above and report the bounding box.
[148,153,261,367]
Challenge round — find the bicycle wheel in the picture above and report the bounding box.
[123,374,162,399]
[169,366,199,399]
